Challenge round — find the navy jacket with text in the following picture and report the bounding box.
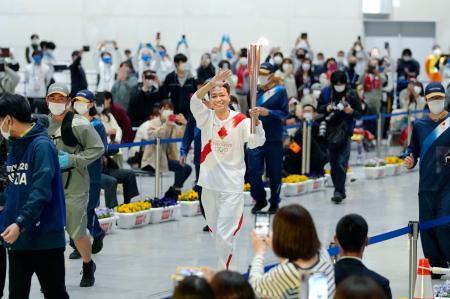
[0,121,66,250]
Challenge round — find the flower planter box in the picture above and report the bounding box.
[180,201,202,217]
[98,216,115,234]
[149,204,181,224]
[116,210,150,229]
[364,166,387,180]
[309,177,326,192]
[243,188,271,206]
[384,164,396,176]
[283,180,312,197]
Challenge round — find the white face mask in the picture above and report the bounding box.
[239,57,248,66]
[303,112,313,120]
[433,48,442,56]
[211,53,220,64]
[74,101,90,115]
[313,90,321,98]
[161,109,173,120]
[0,117,11,140]
[336,57,345,63]
[334,85,346,93]
[48,102,67,116]
[282,64,293,73]
[428,99,445,115]
[96,105,104,114]
[258,75,270,86]
[273,56,283,65]
[179,63,190,72]
[413,86,422,95]
[302,63,311,71]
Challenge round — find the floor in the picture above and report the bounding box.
[4,146,432,299]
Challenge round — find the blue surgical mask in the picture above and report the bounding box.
[142,54,151,62]
[102,56,112,64]
[33,55,42,64]
[159,50,166,58]
[226,50,233,59]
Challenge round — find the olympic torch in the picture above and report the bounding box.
[248,38,267,133]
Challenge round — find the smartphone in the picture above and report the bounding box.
[83,45,90,52]
[95,92,105,107]
[384,41,390,50]
[308,273,328,299]
[156,32,161,40]
[168,114,178,122]
[357,35,361,41]
[301,33,308,40]
[255,213,270,237]
[172,266,204,282]
[0,48,10,58]
[53,64,69,72]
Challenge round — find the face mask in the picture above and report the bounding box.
[403,56,411,62]
[328,63,338,72]
[303,112,313,121]
[31,38,39,46]
[102,56,112,64]
[273,56,283,65]
[413,86,421,94]
[282,64,293,73]
[239,57,248,66]
[48,102,67,116]
[356,52,364,59]
[355,45,362,52]
[0,117,11,140]
[337,57,345,63]
[226,50,233,59]
[258,76,270,86]
[142,54,151,62]
[221,64,230,70]
[181,63,190,72]
[47,49,54,56]
[33,55,42,64]
[161,109,173,120]
[313,90,321,98]
[202,58,211,65]
[159,50,166,58]
[428,99,445,114]
[96,105,104,114]
[74,101,90,115]
[334,85,346,93]
[317,59,324,65]
[302,63,311,71]
[211,53,220,63]
[433,48,442,56]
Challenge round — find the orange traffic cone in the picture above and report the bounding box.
[413,258,433,299]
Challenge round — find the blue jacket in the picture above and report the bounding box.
[0,121,66,250]
[180,115,201,166]
[256,85,289,142]
[88,118,108,186]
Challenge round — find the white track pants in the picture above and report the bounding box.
[202,189,244,270]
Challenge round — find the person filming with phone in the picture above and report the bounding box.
[249,204,335,298]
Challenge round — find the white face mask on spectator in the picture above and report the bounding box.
[428,99,445,115]
[73,102,89,115]
[258,75,270,86]
[161,109,173,121]
[303,112,313,121]
[273,56,283,65]
[282,64,293,73]
[334,85,346,93]
[302,63,311,71]
[413,86,422,95]
[313,90,321,98]
[48,102,67,116]
[96,105,104,114]
[239,57,248,66]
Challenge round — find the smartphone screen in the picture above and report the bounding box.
[255,213,270,237]
[308,273,328,299]
[168,114,178,122]
[83,45,90,52]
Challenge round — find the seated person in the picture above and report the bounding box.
[210,271,255,299]
[334,276,387,299]
[283,104,327,177]
[103,91,134,143]
[249,204,335,298]
[172,276,215,299]
[334,214,392,299]
[140,100,191,198]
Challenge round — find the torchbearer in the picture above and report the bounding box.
[404,82,450,279]
[190,69,265,270]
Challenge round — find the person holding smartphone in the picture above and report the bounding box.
[249,204,335,298]
[69,48,88,97]
[190,69,265,270]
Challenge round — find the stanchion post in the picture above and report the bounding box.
[306,121,312,174]
[407,110,412,146]
[155,137,161,199]
[376,113,382,158]
[408,221,419,299]
[301,120,307,174]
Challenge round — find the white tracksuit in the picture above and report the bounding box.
[190,93,266,269]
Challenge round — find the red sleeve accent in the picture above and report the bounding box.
[200,140,212,164]
[232,113,247,128]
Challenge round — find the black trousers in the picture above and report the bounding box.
[8,248,69,299]
[102,168,140,208]
[0,246,5,298]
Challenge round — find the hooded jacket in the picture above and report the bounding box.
[0,121,66,250]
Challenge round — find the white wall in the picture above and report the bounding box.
[0,0,448,69]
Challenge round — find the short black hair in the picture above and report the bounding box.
[104,91,113,103]
[239,48,247,58]
[72,50,80,58]
[302,104,316,112]
[402,48,412,57]
[218,60,231,69]
[0,93,32,123]
[330,70,348,86]
[336,214,368,252]
[172,276,215,299]
[40,41,48,49]
[30,34,39,40]
[46,42,56,50]
[174,53,188,64]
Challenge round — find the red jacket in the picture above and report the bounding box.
[111,103,134,143]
